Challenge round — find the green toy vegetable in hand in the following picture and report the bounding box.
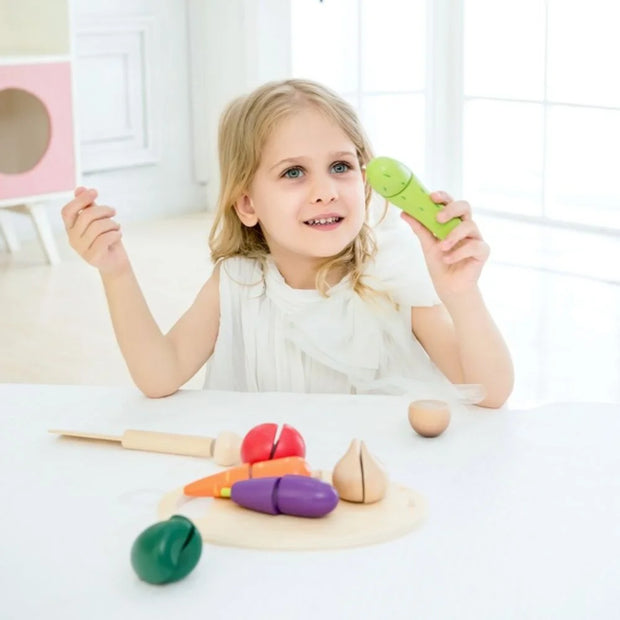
[366,156,460,240]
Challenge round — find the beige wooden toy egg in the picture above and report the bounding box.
[408,400,451,438]
[211,431,242,467]
[332,439,388,504]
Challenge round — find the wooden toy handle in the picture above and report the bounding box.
[121,430,214,458]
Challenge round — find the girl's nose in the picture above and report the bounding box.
[310,175,338,204]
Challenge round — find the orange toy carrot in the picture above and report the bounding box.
[183,456,313,497]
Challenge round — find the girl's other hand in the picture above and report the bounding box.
[61,187,129,275]
[401,191,490,302]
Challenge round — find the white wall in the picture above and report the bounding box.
[78,0,294,219]
[188,0,291,208]
[74,0,205,223]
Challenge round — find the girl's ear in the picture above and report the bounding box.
[234,194,259,227]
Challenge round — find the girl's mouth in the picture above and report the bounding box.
[303,216,343,227]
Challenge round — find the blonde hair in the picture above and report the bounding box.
[208,78,377,296]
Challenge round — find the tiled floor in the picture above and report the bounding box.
[1,209,618,409]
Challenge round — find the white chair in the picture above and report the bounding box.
[0,202,61,265]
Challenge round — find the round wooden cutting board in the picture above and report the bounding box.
[158,476,426,551]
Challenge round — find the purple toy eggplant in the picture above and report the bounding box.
[222,474,339,518]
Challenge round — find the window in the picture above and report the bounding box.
[292,0,620,233]
[291,0,428,178]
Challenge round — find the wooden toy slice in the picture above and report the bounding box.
[359,441,389,503]
[408,400,451,438]
[331,439,364,502]
[331,439,388,503]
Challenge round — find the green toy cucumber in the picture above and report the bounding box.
[366,156,460,240]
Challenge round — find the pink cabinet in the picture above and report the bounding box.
[0,61,77,201]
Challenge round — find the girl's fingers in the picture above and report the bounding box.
[403,205,488,269]
[71,217,119,253]
[430,190,453,205]
[437,199,472,222]
[439,220,481,251]
[61,188,99,229]
[73,205,117,239]
[443,239,490,264]
[81,219,121,252]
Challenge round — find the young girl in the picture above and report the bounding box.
[61,79,513,408]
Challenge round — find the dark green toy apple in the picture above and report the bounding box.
[130,515,202,585]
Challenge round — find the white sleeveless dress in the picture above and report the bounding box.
[203,205,482,405]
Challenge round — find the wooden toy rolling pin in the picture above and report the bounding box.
[48,429,242,466]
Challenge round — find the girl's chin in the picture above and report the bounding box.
[268,227,361,260]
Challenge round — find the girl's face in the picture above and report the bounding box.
[234,106,366,287]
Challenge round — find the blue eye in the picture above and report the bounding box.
[331,161,351,174]
[283,167,304,179]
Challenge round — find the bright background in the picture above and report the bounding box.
[291,0,620,233]
[1,0,618,404]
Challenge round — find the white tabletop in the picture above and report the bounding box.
[1,384,619,619]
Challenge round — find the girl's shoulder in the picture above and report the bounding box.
[217,255,263,284]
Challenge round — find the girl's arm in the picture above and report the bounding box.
[411,296,514,408]
[402,192,514,408]
[61,187,220,398]
[100,266,220,398]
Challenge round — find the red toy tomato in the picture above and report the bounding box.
[240,423,306,464]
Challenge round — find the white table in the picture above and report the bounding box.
[1,384,619,619]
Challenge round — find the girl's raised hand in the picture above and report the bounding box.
[401,191,490,302]
[61,187,128,274]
